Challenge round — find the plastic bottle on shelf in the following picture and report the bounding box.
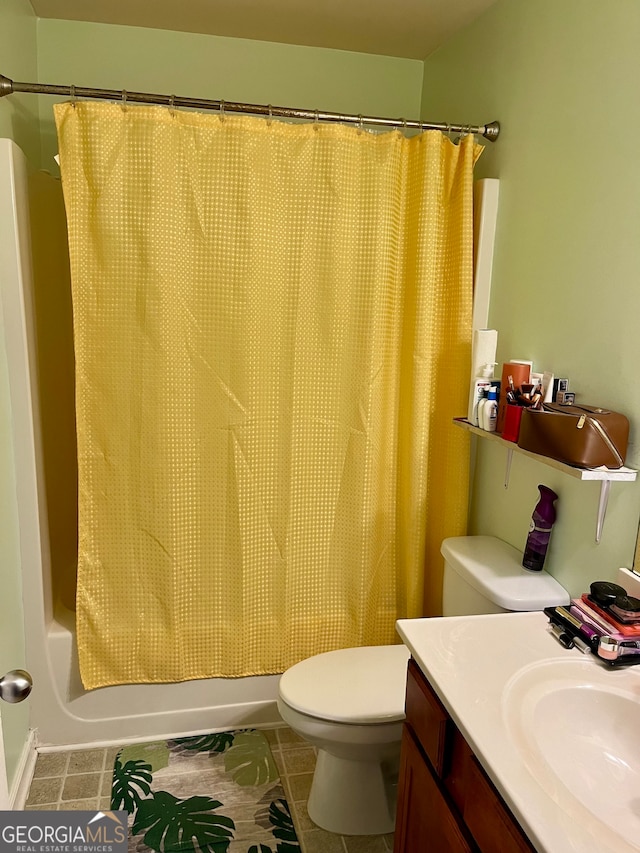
[522,485,558,571]
[476,389,489,430]
[482,386,498,432]
[468,363,495,427]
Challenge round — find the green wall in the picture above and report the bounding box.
[421,0,640,595]
[36,19,424,170]
[0,0,39,164]
[0,0,35,796]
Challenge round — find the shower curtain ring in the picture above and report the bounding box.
[70,84,76,107]
[219,99,225,122]
[267,104,273,125]
[357,114,364,134]
[121,89,127,111]
[314,109,320,131]
[168,94,176,115]
[402,117,408,136]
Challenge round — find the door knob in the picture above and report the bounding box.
[0,669,33,703]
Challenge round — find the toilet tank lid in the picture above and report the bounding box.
[279,644,410,724]
[440,535,569,611]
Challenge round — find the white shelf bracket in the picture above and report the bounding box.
[504,448,513,489]
[595,480,611,544]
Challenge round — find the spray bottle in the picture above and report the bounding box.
[522,485,558,571]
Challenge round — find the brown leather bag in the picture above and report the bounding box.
[517,403,629,469]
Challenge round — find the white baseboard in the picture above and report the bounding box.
[10,728,37,810]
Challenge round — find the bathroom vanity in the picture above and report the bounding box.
[394,657,534,852]
[395,612,640,853]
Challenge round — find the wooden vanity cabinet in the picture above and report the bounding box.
[394,659,536,853]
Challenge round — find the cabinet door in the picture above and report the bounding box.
[394,726,475,853]
[405,659,450,776]
[464,757,536,853]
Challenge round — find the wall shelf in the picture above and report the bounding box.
[454,418,637,543]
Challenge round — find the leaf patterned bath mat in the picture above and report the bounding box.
[110,729,301,853]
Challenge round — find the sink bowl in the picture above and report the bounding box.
[503,659,640,851]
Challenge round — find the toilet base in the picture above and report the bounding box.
[307,748,397,836]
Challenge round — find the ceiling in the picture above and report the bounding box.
[28,0,497,60]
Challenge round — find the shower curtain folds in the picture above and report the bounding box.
[54,102,481,689]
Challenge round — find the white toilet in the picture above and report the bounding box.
[277,535,569,836]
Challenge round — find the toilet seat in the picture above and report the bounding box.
[278,644,410,724]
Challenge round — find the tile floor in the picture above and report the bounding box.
[24,726,395,853]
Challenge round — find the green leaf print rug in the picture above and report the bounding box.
[110,729,301,853]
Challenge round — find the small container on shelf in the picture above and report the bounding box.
[502,404,524,442]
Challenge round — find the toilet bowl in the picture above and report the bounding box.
[277,535,569,836]
[277,644,411,836]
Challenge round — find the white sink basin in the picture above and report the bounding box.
[503,658,640,851]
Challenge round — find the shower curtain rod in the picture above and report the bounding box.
[0,73,500,141]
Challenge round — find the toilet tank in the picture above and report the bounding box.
[441,535,569,616]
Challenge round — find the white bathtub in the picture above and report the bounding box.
[33,606,281,747]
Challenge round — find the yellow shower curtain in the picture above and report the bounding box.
[55,102,481,689]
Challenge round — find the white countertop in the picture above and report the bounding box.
[396,611,640,853]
